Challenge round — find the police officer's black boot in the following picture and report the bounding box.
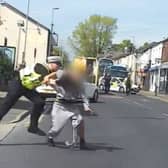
[28,112,46,136]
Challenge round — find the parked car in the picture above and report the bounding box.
[36,82,99,102]
[83,82,99,102]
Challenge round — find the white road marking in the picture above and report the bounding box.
[162,113,168,117]
[123,99,153,110]
[141,98,151,102]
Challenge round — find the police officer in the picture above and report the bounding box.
[125,74,132,96]
[0,56,62,136]
[104,72,111,94]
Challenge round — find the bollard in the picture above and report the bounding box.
[155,85,158,96]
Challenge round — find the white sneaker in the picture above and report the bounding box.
[71,115,83,128]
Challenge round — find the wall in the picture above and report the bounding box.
[151,43,163,67]
[0,5,49,67]
[162,41,168,63]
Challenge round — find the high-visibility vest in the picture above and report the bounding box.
[19,64,48,90]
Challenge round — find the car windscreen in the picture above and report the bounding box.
[111,70,128,78]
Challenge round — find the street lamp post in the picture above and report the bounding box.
[22,0,30,65]
[48,7,59,57]
[16,20,24,69]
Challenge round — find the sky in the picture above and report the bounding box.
[2,0,168,56]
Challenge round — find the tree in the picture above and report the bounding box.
[69,15,117,57]
[142,42,150,48]
[52,47,69,67]
[137,42,151,53]
[111,39,136,54]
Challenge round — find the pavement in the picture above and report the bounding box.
[0,92,168,167]
[0,91,31,123]
[0,91,31,141]
[139,90,168,103]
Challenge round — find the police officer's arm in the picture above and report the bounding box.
[42,72,57,84]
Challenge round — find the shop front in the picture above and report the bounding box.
[159,63,168,94]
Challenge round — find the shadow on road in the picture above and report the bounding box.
[111,116,166,120]
[0,141,124,152]
[52,141,123,152]
[82,142,123,152]
[100,92,117,96]
[0,143,47,146]
[91,101,105,104]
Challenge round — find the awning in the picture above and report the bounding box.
[144,67,149,72]
[149,66,159,72]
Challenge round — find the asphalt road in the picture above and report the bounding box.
[1,93,168,168]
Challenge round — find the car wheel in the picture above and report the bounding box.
[119,87,124,93]
[99,84,104,90]
[92,90,99,102]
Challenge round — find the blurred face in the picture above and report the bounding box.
[67,68,83,82]
[48,63,60,72]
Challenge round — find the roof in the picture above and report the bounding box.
[139,42,159,53]
[137,38,168,54]
[1,2,50,31]
[160,38,168,44]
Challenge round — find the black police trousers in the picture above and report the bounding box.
[0,79,45,129]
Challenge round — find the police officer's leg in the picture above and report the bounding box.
[126,87,129,96]
[24,90,45,135]
[0,79,23,120]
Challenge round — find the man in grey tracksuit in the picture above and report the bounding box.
[46,69,92,149]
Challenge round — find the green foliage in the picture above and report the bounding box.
[137,42,151,53]
[69,15,117,57]
[111,39,136,54]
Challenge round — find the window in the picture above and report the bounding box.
[34,48,37,59]
[4,37,7,46]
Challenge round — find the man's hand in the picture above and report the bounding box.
[42,76,50,84]
[84,107,93,114]
[48,79,56,87]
